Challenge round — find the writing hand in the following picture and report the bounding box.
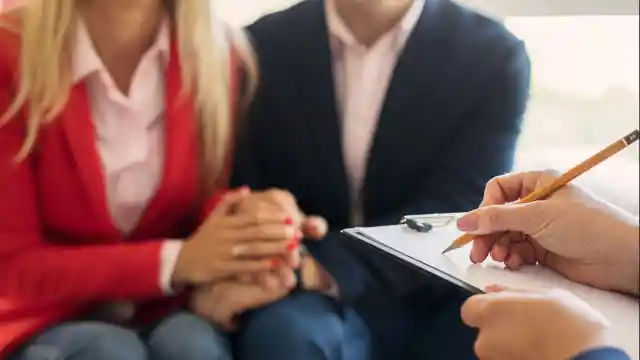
[461,171,639,294]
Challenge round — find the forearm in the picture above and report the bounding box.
[0,240,166,304]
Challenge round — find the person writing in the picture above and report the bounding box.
[456,170,639,360]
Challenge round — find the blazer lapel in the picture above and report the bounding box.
[134,38,199,234]
[291,0,350,218]
[61,84,116,234]
[364,0,453,201]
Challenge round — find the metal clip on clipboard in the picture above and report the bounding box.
[400,214,458,233]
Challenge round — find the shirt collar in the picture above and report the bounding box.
[72,19,171,84]
[325,0,425,49]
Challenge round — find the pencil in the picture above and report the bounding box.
[442,129,640,255]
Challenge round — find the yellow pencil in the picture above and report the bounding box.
[442,129,640,255]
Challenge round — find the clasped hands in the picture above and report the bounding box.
[172,187,330,330]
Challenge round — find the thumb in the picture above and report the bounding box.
[211,187,251,216]
[301,216,328,240]
[457,202,547,236]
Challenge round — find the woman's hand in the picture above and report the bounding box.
[236,189,328,241]
[172,188,301,286]
[236,189,335,292]
[190,270,296,331]
[461,286,614,360]
[461,171,640,295]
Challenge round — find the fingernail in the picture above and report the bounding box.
[457,214,479,232]
[286,241,300,252]
[284,216,294,225]
[270,258,283,267]
[295,231,303,241]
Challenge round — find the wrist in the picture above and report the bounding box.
[171,241,193,286]
[614,224,639,296]
[561,333,616,360]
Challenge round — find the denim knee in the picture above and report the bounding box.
[237,292,350,360]
[13,322,146,360]
[146,311,232,360]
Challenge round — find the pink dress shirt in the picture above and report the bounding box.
[72,21,179,296]
[326,0,424,224]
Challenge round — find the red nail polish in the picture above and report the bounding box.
[286,241,299,252]
[284,216,294,225]
[271,258,283,267]
[295,231,303,241]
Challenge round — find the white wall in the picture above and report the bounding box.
[217,0,640,26]
[457,0,639,17]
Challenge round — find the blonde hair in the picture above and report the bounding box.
[0,0,257,190]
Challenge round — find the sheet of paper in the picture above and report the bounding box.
[355,224,640,359]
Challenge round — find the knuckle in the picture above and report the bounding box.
[256,202,269,212]
[252,243,268,255]
[484,208,501,229]
[542,168,561,178]
[265,188,281,197]
[254,210,266,224]
[487,175,503,187]
[246,226,260,240]
[280,190,295,202]
[256,223,269,236]
[252,211,264,225]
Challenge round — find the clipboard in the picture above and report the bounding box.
[341,227,482,295]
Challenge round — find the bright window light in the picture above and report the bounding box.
[507,15,639,214]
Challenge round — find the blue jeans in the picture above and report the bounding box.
[12,292,370,360]
[354,284,477,360]
[236,291,370,360]
[11,312,232,360]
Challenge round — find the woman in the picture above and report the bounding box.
[0,1,302,359]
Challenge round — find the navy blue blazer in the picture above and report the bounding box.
[232,0,531,304]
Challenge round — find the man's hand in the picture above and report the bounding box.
[300,255,338,295]
[461,286,614,360]
[190,269,296,331]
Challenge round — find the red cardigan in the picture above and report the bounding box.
[0,25,238,355]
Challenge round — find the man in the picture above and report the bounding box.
[232,0,530,358]
[459,170,639,360]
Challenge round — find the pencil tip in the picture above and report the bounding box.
[441,244,456,255]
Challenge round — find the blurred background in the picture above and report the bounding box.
[2,0,638,215]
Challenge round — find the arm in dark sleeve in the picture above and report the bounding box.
[369,41,531,227]
[573,348,631,360]
[230,73,382,305]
